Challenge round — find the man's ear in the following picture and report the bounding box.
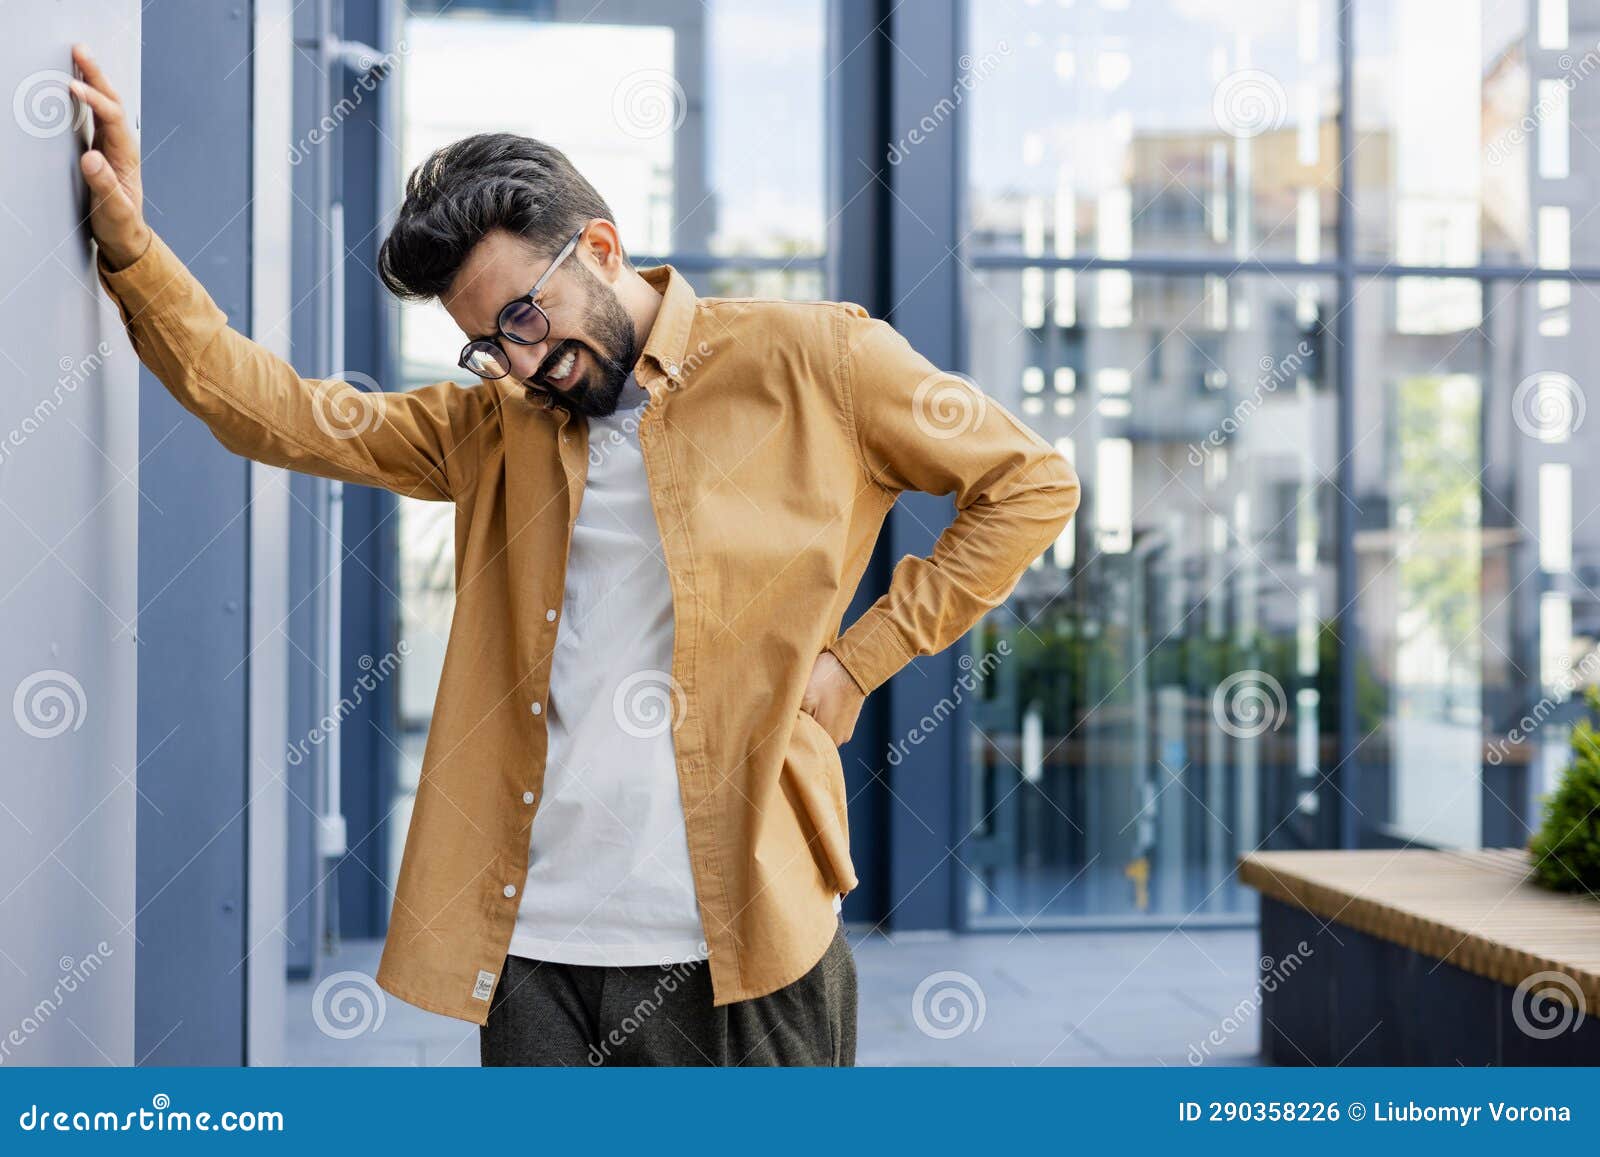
[582,218,627,278]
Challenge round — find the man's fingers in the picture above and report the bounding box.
[69,77,115,120]
[70,51,148,269]
[80,150,148,269]
[80,150,132,222]
[67,47,138,178]
[70,44,121,104]
[68,77,135,170]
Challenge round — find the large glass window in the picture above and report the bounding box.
[1354,0,1600,268]
[1351,276,1600,847]
[960,270,1338,924]
[961,0,1600,925]
[968,0,1341,262]
[1350,278,1488,847]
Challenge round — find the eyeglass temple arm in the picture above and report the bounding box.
[531,226,588,294]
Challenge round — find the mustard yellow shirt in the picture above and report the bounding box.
[95,228,1081,1025]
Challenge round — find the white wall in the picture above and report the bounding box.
[0,2,142,1066]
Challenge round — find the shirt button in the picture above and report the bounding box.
[522,791,536,804]
[545,608,557,621]
[530,701,542,715]
[502,884,517,898]
[665,362,679,377]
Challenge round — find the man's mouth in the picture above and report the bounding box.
[535,341,581,387]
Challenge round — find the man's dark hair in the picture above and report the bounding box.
[377,132,624,303]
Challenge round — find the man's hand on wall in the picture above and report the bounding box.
[69,44,150,272]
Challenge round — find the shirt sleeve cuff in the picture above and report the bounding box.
[825,606,917,696]
[94,228,171,319]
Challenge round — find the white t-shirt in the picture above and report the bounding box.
[508,373,708,966]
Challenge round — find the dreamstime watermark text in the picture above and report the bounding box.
[17,1094,283,1134]
[289,41,408,165]
[887,42,1011,165]
[285,642,411,767]
[0,342,113,468]
[587,947,707,1064]
[1187,941,1313,1064]
[887,641,1010,767]
[1486,642,1600,766]
[0,943,115,1065]
[1487,42,1600,167]
[1188,341,1313,466]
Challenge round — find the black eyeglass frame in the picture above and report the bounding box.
[456,225,587,381]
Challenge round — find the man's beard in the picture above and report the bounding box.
[529,275,638,420]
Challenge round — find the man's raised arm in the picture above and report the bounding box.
[73,43,468,502]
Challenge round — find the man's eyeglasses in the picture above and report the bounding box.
[457,226,586,381]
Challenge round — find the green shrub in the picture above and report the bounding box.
[1528,685,1600,895]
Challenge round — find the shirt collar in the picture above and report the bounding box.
[636,263,696,381]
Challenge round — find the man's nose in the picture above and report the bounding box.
[506,339,551,384]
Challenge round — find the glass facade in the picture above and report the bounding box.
[1351,276,1600,847]
[962,268,1338,924]
[968,0,1342,262]
[1354,0,1600,268]
[961,0,1600,927]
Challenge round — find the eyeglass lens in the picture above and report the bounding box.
[498,299,551,345]
[462,341,511,379]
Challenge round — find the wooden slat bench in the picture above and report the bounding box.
[1237,848,1600,1065]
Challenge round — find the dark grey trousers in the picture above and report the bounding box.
[479,919,856,1066]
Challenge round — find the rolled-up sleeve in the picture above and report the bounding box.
[824,305,1080,695]
[95,227,469,501]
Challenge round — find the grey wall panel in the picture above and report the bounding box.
[883,0,963,930]
[134,1,255,1065]
[0,4,141,1065]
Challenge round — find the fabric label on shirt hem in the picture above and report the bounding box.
[471,969,497,1001]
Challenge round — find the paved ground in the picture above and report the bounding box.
[285,926,1262,1067]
